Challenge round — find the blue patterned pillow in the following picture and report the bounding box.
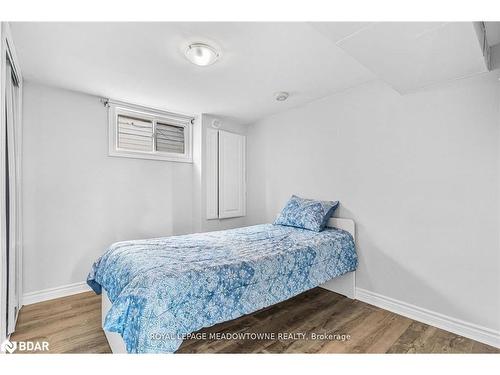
[274,195,340,232]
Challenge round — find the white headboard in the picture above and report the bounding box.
[327,217,355,242]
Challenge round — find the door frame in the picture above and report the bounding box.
[0,21,23,343]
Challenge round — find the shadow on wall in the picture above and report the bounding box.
[355,220,486,327]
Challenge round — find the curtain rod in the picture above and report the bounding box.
[100,97,196,124]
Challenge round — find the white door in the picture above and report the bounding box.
[1,23,22,340]
[5,60,20,334]
[205,128,219,219]
[218,130,246,219]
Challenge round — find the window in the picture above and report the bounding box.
[108,100,193,163]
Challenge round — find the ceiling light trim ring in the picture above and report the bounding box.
[185,42,220,66]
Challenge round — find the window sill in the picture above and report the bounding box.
[108,149,193,163]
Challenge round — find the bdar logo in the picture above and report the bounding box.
[1,339,48,353]
[1,339,17,354]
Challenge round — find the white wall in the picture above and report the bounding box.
[22,82,197,293]
[246,72,500,332]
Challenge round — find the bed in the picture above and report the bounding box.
[88,218,357,354]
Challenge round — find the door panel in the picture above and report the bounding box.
[205,128,219,219]
[218,130,245,219]
[5,61,18,334]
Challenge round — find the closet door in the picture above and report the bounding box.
[1,23,23,341]
[5,60,19,334]
[218,130,245,219]
[205,128,219,219]
[1,24,22,340]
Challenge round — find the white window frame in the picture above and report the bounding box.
[107,100,194,163]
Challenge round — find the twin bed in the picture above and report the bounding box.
[88,217,357,354]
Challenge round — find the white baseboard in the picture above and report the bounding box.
[22,282,91,306]
[355,287,500,349]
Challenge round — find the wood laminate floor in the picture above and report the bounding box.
[10,287,499,354]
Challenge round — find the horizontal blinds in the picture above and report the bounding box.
[118,115,153,152]
[155,123,185,154]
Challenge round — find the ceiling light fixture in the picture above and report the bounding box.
[185,43,220,66]
[275,92,289,101]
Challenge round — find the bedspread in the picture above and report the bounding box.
[87,224,357,353]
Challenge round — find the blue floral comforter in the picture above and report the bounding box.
[87,224,357,353]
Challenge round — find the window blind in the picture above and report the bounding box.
[117,115,153,152]
[155,122,185,154]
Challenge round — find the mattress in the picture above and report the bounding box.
[87,223,357,353]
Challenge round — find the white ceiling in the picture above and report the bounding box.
[315,22,488,93]
[11,22,492,123]
[485,22,500,46]
[10,22,376,124]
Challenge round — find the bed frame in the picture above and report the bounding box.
[102,289,127,353]
[319,217,356,299]
[101,217,356,354]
